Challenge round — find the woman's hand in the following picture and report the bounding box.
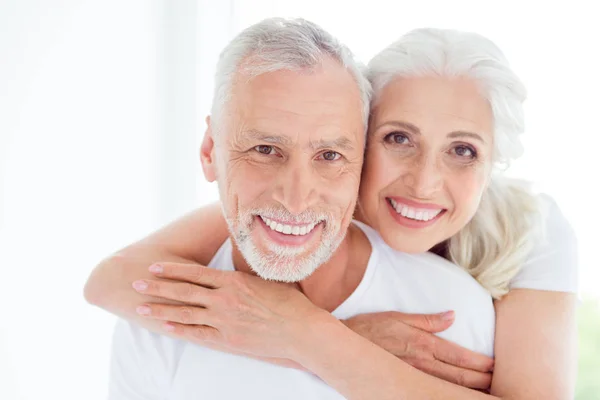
[132,262,332,360]
[344,312,494,389]
[132,262,494,389]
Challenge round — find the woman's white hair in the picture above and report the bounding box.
[369,28,542,299]
[210,17,371,133]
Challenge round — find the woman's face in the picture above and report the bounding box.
[359,76,495,253]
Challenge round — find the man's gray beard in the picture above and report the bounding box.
[235,227,344,282]
[225,207,346,282]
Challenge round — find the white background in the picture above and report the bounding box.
[1,1,598,399]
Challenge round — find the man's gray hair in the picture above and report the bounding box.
[210,17,371,133]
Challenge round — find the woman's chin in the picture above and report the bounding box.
[379,224,444,254]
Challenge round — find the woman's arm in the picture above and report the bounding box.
[490,289,577,399]
[83,203,489,377]
[485,195,578,398]
[83,202,229,332]
[295,315,494,400]
[138,266,506,400]
[299,292,577,400]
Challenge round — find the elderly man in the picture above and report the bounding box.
[104,18,494,399]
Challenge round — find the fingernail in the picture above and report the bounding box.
[441,311,455,321]
[163,323,175,332]
[136,305,151,315]
[149,264,163,274]
[132,280,148,291]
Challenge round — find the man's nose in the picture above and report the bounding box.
[402,154,443,199]
[272,159,320,215]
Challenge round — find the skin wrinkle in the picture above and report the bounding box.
[203,56,366,296]
[359,76,494,254]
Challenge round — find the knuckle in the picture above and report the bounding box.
[481,373,492,389]
[397,338,412,358]
[414,332,433,351]
[150,306,162,317]
[144,280,158,294]
[191,326,207,341]
[176,283,195,301]
[421,315,434,330]
[190,266,205,283]
[455,369,469,387]
[178,306,194,324]
[454,352,469,367]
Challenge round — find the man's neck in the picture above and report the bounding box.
[231,223,371,312]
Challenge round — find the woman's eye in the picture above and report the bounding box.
[384,132,410,145]
[453,145,477,159]
[254,145,276,155]
[319,151,341,161]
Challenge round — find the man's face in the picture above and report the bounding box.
[201,57,365,282]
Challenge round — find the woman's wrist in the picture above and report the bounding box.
[286,310,349,366]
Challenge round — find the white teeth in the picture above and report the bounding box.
[259,216,319,236]
[388,199,443,222]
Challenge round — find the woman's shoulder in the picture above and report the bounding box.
[509,193,579,293]
[534,193,576,246]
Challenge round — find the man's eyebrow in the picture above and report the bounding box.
[241,129,356,150]
[241,129,294,146]
[309,137,355,151]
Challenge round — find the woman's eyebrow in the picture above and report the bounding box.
[447,131,486,143]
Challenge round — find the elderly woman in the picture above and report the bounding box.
[85,24,577,399]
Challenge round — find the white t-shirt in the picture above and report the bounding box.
[509,194,579,293]
[108,221,496,400]
[108,194,578,399]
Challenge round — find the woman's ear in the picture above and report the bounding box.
[200,116,217,182]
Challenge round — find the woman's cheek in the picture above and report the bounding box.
[448,167,488,214]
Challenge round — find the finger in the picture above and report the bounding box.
[149,262,226,288]
[415,359,492,390]
[433,337,495,372]
[394,311,455,333]
[163,321,222,343]
[136,303,213,326]
[132,279,213,306]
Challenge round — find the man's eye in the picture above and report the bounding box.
[254,145,276,155]
[319,151,341,161]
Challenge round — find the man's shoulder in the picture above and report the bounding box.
[109,319,187,398]
[206,239,234,271]
[112,319,186,354]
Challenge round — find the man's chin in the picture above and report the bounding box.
[247,258,317,283]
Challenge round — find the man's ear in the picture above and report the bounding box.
[200,115,217,182]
